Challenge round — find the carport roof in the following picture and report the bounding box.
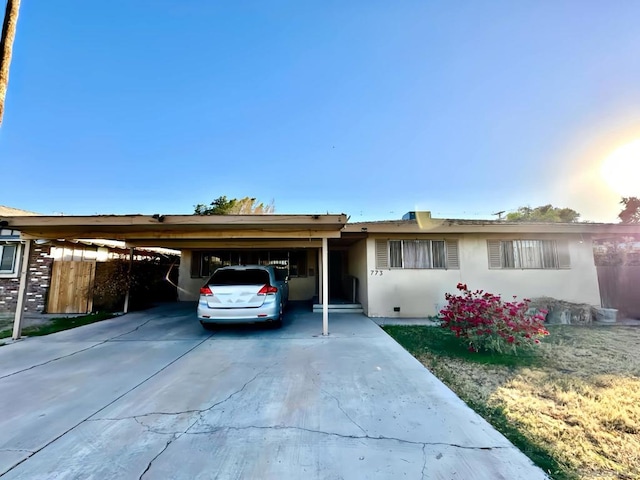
[0,214,348,245]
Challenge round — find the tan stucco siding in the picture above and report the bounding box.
[347,239,369,314]
[458,235,600,306]
[288,250,317,301]
[178,250,202,301]
[366,236,461,317]
[365,235,601,318]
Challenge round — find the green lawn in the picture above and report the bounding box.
[384,324,640,480]
[0,312,116,340]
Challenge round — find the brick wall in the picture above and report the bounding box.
[0,244,53,315]
[25,245,54,313]
[0,276,20,315]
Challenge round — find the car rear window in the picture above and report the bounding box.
[209,269,270,286]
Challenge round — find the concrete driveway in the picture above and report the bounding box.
[0,304,547,479]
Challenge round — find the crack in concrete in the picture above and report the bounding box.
[0,334,213,477]
[184,424,510,452]
[80,365,274,477]
[89,410,203,423]
[311,377,368,437]
[183,367,269,435]
[88,366,268,429]
[0,341,111,381]
[0,317,163,380]
[106,318,156,341]
[134,367,270,478]
[133,417,183,436]
[138,437,175,480]
[0,449,34,453]
[132,424,510,480]
[0,452,36,477]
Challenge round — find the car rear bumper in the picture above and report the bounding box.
[197,301,280,323]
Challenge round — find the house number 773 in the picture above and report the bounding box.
[370,270,384,276]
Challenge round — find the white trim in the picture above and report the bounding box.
[0,242,22,278]
[322,238,328,336]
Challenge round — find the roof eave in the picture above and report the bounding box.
[0,214,348,241]
[344,220,640,235]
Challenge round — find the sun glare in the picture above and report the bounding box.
[601,139,640,196]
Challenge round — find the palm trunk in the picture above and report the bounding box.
[0,0,21,126]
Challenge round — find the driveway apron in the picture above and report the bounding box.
[0,304,547,479]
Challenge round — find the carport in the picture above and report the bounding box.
[1,214,347,339]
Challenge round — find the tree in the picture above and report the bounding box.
[194,196,236,215]
[194,196,275,215]
[0,0,21,126]
[618,197,640,224]
[505,205,580,223]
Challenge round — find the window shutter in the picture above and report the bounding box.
[487,240,501,269]
[375,240,388,269]
[445,240,459,269]
[556,240,571,269]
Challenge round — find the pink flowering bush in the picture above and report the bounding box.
[439,283,549,354]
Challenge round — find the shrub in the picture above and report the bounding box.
[439,283,549,354]
[93,258,178,312]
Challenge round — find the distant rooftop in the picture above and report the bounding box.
[0,205,40,216]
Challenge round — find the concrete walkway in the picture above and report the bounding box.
[0,304,547,479]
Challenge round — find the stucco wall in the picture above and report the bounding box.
[347,239,368,314]
[177,251,197,301]
[287,250,317,301]
[458,234,600,305]
[178,249,319,302]
[364,234,601,318]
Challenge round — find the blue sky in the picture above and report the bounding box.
[2,1,639,221]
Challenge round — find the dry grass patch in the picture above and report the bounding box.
[385,325,640,480]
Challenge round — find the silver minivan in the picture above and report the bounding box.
[197,265,289,329]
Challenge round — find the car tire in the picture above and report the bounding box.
[200,322,217,331]
[269,319,283,329]
[268,304,283,329]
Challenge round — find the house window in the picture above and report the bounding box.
[386,240,453,269]
[288,251,308,277]
[487,240,571,269]
[191,249,309,278]
[0,244,18,275]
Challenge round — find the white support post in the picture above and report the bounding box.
[322,237,329,336]
[317,247,323,304]
[123,247,134,313]
[12,239,32,340]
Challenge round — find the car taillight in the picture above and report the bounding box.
[257,284,278,295]
[200,286,213,296]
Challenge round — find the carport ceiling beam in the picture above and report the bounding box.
[124,239,324,248]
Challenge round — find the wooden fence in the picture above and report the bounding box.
[596,266,640,318]
[47,261,96,314]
